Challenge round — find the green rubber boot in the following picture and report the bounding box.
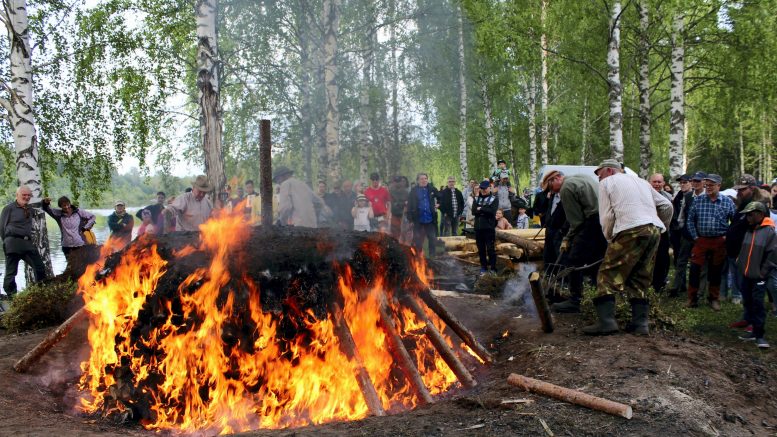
[582,295,619,335]
[625,298,649,335]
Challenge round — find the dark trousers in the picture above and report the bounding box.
[3,249,47,295]
[542,228,564,274]
[475,228,496,271]
[413,222,437,257]
[390,215,402,240]
[672,237,694,291]
[741,277,767,338]
[440,214,459,237]
[567,215,608,298]
[689,236,726,302]
[652,232,671,292]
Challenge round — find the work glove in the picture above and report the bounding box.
[559,239,570,253]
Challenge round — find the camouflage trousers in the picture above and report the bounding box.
[597,224,661,299]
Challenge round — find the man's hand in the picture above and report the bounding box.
[42,197,51,206]
[560,239,570,253]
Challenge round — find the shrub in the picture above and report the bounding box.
[1,279,77,332]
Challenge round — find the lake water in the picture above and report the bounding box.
[0,208,140,291]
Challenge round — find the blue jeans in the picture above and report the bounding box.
[721,257,742,301]
[767,268,777,314]
[740,277,767,338]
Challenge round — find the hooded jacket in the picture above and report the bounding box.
[737,216,777,280]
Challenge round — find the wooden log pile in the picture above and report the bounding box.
[438,228,545,269]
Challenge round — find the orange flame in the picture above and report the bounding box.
[77,211,472,433]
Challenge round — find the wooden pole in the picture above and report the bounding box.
[14,307,86,373]
[377,292,434,405]
[259,119,273,226]
[507,373,633,419]
[331,302,386,416]
[418,288,493,364]
[400,293,477,388]
[528,271,554,333]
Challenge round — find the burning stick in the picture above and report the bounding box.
[418,288,493,364]
[331,302,386,417]
[14,307,86,373]
[400,294,477,389]
[528,272,554,333]
[507,373,633,419]
[376,292,434,405]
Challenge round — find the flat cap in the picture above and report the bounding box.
[594,159,623,176]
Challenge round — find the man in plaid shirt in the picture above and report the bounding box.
[686,174,736,310]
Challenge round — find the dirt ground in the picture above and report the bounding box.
[1,262,776,437]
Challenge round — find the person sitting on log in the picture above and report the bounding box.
[473,180,498,275]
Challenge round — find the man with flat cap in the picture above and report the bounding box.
[274,166,323,228]
[167,175,214,232]
[539,170,568,279]
[669,171,707,296]
[669,173,692,291]
[686,173,736,310]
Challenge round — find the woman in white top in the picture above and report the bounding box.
[352,194,374,231]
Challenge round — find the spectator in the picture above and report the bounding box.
[42,195,96,255]
[242,180,262,225]
[670,171,708,296]
[462,179,477,200]
[515,206,529,229]
[406,173,440,257]
[686,174,736,310]
[663,184,674,195]
[329,180,354,230]
[496,173,515,223]
[490,159,511,182]
[166,175,214,232]
[137,208,158,237]
[668,174,692,296]
[649,173,673,293]
[473,180,498,274]
[108,200,134,248]
[136,192,166,233]
[389,176,409,239]
[365,172,391,229]
[274,166,323,228]
[463,183,478,231]
[439,176,464,236]
[495,209,512,230]
[315,180,334,227]
[1,185,48,297]
[539,171,568,276]
[352,194,374,232]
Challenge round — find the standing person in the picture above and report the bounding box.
[42,196,96,255]
[463,183,478,231]
[108,200,134,247]
[352,194,374,232]
[242,180,262,225]
[364,172,391,228]
[668,174,692,294]
[686,174,736,310]
[462,179,477,200]
[649,173,673,293]
[582,161,673,335]
[439,176,464,236]
[0,186,48,297]
[136,209,158,237]
[515,206,530,229]
[274,166,323,228]
[736,201,775,349]
[495,173,515,223]
[329,180,354,231]
[670,171,707,296]
[406,173,440,257]
[166,175,214,232]
[136,192,166,233]
[539,170,568,275]
[314,180,334,227]
[473,180,498,274]
[389,176,409,239]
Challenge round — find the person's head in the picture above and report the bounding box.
[377,220,388,233]
[156,191,166,204]
[469,179,476,189]
[141,208,152,223]
[733,174,757,205]
[318,180,327,195]
[497,159,506,169]
[357,194,368,206]
[272,166,294,185]
[370,172,381,188]
[649,173,665,192]
[676,174,691,192]
[703,174,723,197]
[595,159,623,182]
[15,185,32,207]
[541,170,564,193]
[244,180,255,194]
[771,182,777,199]
[57,196,73,215]
[342,179,353,193]
[663,184,674,194]
[191,175,212,201]
[478,180,491,196]
[447,176,456,189]
[114,200,126,214]
[742,201,768,227]
[691,171,706,194]
[495,209,504,220]
[417,173,429,187]
[518,206,527,215]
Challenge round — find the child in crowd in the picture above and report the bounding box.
[515,206,529,229]
[352,194,374,232]
[495,209,512,230]
[490,159,511,182]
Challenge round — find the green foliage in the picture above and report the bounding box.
[1,280,77,332]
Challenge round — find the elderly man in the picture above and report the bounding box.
[0,185,48,297]
[166,175,214,231]
[544,168,608,313]
[406,173,440,257]
[108,200,134,248]
[649,173,673,293]
[439,176,464,236]
[274,166,322,228]
[686,174,736,310]
[583,161,673,335]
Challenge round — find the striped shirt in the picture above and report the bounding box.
[598,173,673,241]
[686,193,736,239]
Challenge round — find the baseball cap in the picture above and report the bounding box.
[732,174,756,190]
[479,180,491,190]
[675,174,691,182]
[114,200,126,207]
[594,159,623,176]
[497,159,506,165]
[500,171,509,179]
[741,201,767,214]
[703,174,722,184]
[691,171,707,181]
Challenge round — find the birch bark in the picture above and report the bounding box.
[388,0,400,179]
[581,96,588,165]
[540,0,549,165]
[668,12,685,183]
[607,0,624,161]
[481,77,496,170]
[457,4,468,183]
[298,2,314,186]
[637,0,651,178]
[527,75,537,189]
[322,0,341,183]
[738,120,745,175]
[358,15,374,186]
[196,0,226,195]
[2,0,54,279]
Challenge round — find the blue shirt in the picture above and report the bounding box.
[417,187,433,224]
[687,194,736,239]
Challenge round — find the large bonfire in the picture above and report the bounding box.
[75,209,484,434]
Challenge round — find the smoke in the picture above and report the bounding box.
[500,262,539,318]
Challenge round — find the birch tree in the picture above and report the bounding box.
[1,0,53,278]
[606,0,624,161]
[322,0,341,183]
[637,0,651,178]
[480,76,496,171]
[457,3,468,184]
[668,12,685,183]
[527,75,538,188]
[196,0,226,195]
[358,6,375,185]
[540,0,549,165]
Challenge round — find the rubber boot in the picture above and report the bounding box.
[625,298,649,335]
[582,295,619,335]
[551,298,581,313]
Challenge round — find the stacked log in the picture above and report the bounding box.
[438,228,545,268]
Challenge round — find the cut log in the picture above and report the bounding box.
[507,373,633,419]
[498,228,546,240]
[14,307,86,373]
[400,293,477,388]
[528,272,554,333]
[496,243,524,259]
[418,288,493,364]
[495,230,543,258]
[431,289,490,300]
[331,302,386,416]
[377,292,434,405]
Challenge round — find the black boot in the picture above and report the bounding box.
[625,298,649,335]
[551,298,581,313]
[582,295,619,335]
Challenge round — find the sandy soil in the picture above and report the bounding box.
[1,271,776,437]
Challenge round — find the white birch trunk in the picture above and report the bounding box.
[581,96,588,165]
[457,4,468,183]
[3,0,53,279]
[607,0,624,161]
[358,23,373,186]
[322,0,341,183]
[481,77,496,170]
[767,121,773,182]
[196,0,226,195]
[299,5,314,186]
[637,0,651,178]
[668,12,685,183]
[540,0,549,165]
[527,75,538,189]
[738,120,745,175]
[388,0,400,179]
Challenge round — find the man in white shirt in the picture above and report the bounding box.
[582,159,673,336]
[166,175,214,232]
